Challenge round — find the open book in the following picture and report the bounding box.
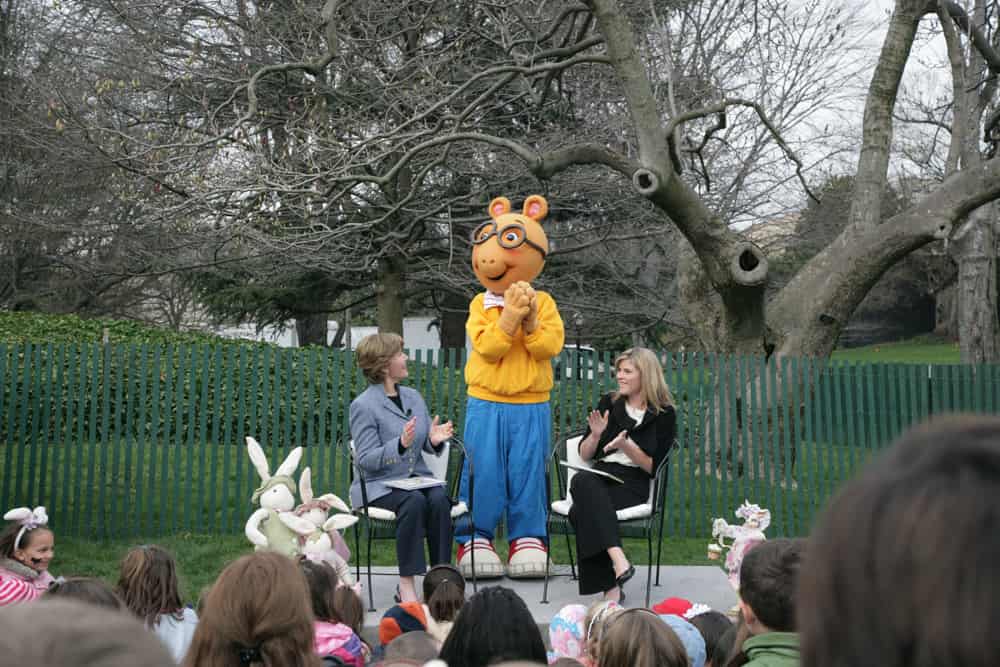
[383,476,446,491]
[559,461,625,484]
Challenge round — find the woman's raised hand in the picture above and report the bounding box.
[429,415,454,445]
[400,416,417,448]
[603,430,630,454]
[587,409,609,439]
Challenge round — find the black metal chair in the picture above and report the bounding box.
[542,430,676,607]
[348,437,472,611]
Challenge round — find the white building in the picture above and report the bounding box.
[213,315,466,353]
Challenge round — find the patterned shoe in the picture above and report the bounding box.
[456,537,505,579]
[506,537,550,579]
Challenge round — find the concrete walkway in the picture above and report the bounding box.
[356,563,737,642]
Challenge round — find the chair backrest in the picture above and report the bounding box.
[422,440,450,480]
[563,435,656,508]
[564,435,586,504]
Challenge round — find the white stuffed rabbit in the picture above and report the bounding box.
[295,467,358,585]
[245,436,315,557]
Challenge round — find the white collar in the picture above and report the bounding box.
[483,291,505,310]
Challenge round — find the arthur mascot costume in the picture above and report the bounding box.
[456,194,564,578]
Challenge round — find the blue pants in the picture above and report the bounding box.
[455,397,550,544]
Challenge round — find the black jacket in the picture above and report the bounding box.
[582,392,676,477]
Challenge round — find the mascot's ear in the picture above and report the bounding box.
[489,197,511,220]
[522,195,548,222]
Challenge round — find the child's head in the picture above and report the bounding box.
[116,545,184,626]
[47,576,124,611]
[1,506,54,572]
[598,609,689,667]
[384,630,440,663]
[712,620,743,667]
[438,586,546,667]
[548,603,587,663]
[0,599,174,666]
[799,415,1000,667]
[333,584,365,636]
[583,600,622,663]
[686,610,732,667]
[423,563,465,623]
[738,538,804,634]
[182,551,319,667]
[299,557,344,624]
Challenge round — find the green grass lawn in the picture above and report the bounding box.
[833,335,961,364]
[55,532,715,606]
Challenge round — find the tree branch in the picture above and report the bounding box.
[664,99,818,202]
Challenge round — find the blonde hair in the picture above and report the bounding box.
[612,347,674,412]
[355,333,404,384]
[584,600,623,662]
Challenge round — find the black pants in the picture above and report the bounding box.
[370,486,453,577]
[568,467,648,595]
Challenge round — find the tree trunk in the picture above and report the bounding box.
[438,291,468,352]
[295,311,329,347]
[376,255,405,334]
[955,206,999,363]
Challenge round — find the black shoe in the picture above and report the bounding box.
[393,585,401,604]
[615,564,635,590]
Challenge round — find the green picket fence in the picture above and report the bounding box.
[1,343,998,540]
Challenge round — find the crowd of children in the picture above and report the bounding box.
[0,414,998,667]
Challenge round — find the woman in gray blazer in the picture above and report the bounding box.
[349,333,455,603]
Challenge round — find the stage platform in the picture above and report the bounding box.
[356,563,737,644]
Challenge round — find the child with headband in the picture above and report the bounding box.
[0,506,57,605]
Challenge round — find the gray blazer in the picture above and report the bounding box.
[348,383,444,508]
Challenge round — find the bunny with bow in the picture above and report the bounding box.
[294,467,358,586]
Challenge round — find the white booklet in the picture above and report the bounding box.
[384,476,446,491]
[559,461,625,484]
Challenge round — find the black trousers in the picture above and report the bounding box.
[568,466,648,595]
[370,486,453,577]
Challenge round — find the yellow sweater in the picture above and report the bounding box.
[465,291,565,403]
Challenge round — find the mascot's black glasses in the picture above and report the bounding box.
[471,220,547,258]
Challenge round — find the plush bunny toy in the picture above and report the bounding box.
[245,436,315,557]
[295,467,358,585]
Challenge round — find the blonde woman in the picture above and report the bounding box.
[569,348,676,601]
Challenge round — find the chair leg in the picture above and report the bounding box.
[655,511,666,586]
[366,521,375,612]
[541,543,551,604]
[564,529,577,580]
[353,522,361,585]
[645,530,654,608]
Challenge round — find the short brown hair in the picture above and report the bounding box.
[182,551,320,667]
[739,538,804,632]
[598,609,688,667]
[355,333,403,384]
[799,415,1000,667]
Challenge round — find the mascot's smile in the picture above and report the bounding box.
[486,267,509,281]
